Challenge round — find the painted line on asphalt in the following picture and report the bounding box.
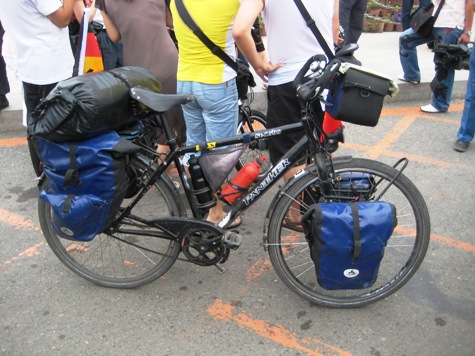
[208,299,352,356]
[0,137,27,147]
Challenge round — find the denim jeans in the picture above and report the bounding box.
[177,79,238,161]
[399,27,462,112]
[457,48,475,143]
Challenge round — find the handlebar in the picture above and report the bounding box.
[294,57,341,103]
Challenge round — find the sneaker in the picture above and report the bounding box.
[0,94,9,111]
[397,75,420,84]
[453,140,469,152]
[420,104,443,113]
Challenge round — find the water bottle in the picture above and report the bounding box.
[221,156,266,203]
[188,155,216,209]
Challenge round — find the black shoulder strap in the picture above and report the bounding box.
[433,0,445,20]
[292,0,334,60]
[175,0,238,72]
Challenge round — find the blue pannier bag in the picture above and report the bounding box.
[301,202,397,290]
[38,131,139,241]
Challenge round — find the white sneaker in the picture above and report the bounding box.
[397,74,420,84]
[420,104,443,113]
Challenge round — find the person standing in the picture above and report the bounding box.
[0,22,10,111]
[169,0,243,227]
[97,0,186,148]
[339,0,368,45]
[0,1,76,176]
[399,0,473,113]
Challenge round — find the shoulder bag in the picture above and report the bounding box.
[410,0,445,38]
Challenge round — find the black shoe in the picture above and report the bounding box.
[0,94,9,110]
[453,140,469,152]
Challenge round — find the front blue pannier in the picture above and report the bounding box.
[302,202,397,290]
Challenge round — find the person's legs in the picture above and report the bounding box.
[23,82,58,176]
[455,48,475,148]
[0,22,10,109]
[339,0,352,43]
[399,28,433,82]
[345,0,368,45]
[401,0,415,31]
[178,79,239,223]
[430,28,462,112]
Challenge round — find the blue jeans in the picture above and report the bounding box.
[399,27,462,112]
[401,0,432,31]
[457,48,475,143]
[177,79,238,161]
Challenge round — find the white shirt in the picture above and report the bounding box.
[263,0,334,86]
[0,0,74,85]
[435,0,467,29]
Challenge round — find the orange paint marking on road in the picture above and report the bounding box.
[346,142,475,172]
[246,231,300,282]
[1,242,45,267]
[208,299,352,356]
[396,226,475,255]
[0,137,27,147]
[380,103,464,117]
[362,114,417,160]
[0,208,40,231]
[246,259,272,282]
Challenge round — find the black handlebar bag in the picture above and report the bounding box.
[326,63,397,127]
[302,202,397,290]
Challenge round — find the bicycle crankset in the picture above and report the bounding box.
[181,227,230,266]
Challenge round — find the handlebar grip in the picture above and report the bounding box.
[297,80,318,102]
[293,54,327,89]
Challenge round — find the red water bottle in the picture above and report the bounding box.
[323,111,342,135]
[221,156,266,203]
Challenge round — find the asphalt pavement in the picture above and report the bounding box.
[0,31,474,355]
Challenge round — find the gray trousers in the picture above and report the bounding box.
[339,0,369,45]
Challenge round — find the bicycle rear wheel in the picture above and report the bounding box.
[39,158,184,289]
[267,158,430,307]
[236,109,272,174]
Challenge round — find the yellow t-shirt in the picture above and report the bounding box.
[171,0,240,84]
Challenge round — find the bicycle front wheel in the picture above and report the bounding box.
[39,171,184,289]
[267,158,430,307]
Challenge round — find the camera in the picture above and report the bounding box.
[433,43,471,70]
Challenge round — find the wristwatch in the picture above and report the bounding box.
[463,31,472,36]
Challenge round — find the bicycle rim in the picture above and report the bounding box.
[39,176,183,289]
[267,158,430,307]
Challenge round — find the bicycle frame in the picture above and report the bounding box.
[114,106,317,236]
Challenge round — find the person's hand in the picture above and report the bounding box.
[457,32,471,44]
[254,61,284,83]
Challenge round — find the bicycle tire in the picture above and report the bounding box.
[39,156,184,289]
[267,158,430,308]
[236,109,272,174]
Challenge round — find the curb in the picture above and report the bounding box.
[0,81,468,134]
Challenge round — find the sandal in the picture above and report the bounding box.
[227,216,243,229]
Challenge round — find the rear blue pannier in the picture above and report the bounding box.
[38,131,138,241]
[302,202,397,290]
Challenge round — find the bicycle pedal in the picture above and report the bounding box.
[222,231,242,250]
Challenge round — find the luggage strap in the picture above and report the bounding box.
[350,203,362,262]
